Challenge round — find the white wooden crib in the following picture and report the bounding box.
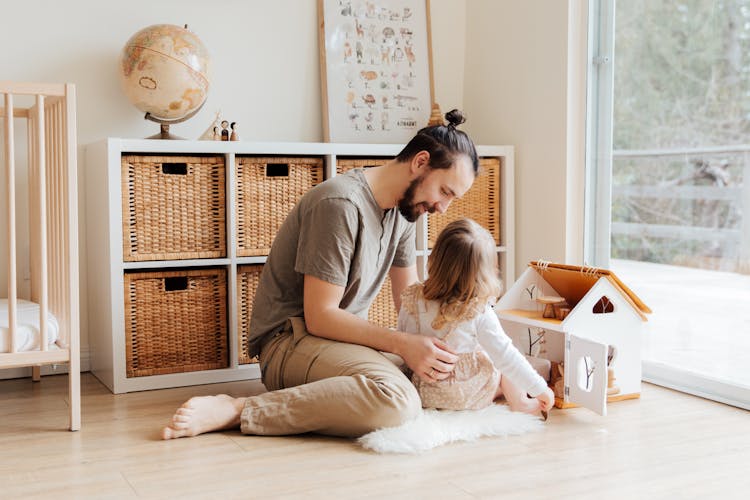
[1,81,80,431]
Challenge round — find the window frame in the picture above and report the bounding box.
[584,0,615,270]
[584,0,750,410]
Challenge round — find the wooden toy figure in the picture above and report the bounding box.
[198,110,222,140]
[551,362,565,399]
[220,120,230,141]
[230,122,239,141]
[607,346,621,396]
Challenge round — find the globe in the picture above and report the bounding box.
[119,24,210,136]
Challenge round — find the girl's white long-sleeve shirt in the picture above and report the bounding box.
[397,288,548,398]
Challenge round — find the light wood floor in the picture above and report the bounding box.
[1,373,748,499]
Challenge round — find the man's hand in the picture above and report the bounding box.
[395,332,458,383]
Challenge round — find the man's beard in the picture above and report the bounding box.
[398,174,431,222]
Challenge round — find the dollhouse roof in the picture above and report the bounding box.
[529,261,652,320]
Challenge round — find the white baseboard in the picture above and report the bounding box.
[0,347,91,380]
[643,360,750,411]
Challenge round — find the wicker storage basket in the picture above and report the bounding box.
[124,268,228,377]
[336,157,390,175]
[369,276,398,328]
[237,264,263,365]
[236,156,324,256]
[122,155,226,261]
[427,157,501,247]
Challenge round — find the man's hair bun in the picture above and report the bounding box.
[445,109,466,128]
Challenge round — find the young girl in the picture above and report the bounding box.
[398,218,554,416]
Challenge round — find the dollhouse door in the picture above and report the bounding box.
[565,333,609,416]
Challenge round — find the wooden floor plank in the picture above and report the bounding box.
[1,373,748,498]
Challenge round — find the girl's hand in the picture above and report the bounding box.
[536,387,555,411]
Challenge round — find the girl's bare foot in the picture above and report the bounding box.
[507,396,542,415]
[496,376,542,415]
[161,394,245,439]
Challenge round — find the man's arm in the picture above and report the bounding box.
[388,264,419,312]
[303,274,457,382]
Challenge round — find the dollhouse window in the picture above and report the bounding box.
[592,295,615,314]
[576,355,595,392]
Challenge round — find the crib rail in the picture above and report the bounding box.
[0,81,80,431]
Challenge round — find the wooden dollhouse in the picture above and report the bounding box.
[496,261,651,415]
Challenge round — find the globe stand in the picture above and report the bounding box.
[144,102,204,140]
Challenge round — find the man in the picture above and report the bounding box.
[163,110,479,439]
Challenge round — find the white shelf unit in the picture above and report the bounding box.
[85,138,514,393]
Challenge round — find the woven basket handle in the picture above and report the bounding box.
[266,163,290,178]
[161,162,188,175]
[164,276,189,292]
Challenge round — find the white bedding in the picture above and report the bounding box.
[0,299,61,353]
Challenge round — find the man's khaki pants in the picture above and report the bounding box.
[240,317,422,437]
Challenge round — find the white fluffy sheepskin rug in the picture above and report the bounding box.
[357,404,544,454]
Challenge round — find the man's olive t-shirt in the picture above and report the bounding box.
[246,168,416,357]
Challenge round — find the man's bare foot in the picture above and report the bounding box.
[161,394,245,439]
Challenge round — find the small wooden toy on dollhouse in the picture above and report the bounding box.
[496,261,651,415]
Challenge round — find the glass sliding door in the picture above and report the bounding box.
[588,0,750,409]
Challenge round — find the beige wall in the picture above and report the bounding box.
[0,0,467,368]
[0,0,466,146]
[463,0,583,273]
[1,0,581,370]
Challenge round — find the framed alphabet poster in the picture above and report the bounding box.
[318,0,434,143]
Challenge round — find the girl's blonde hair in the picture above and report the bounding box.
[422,218,502,329]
